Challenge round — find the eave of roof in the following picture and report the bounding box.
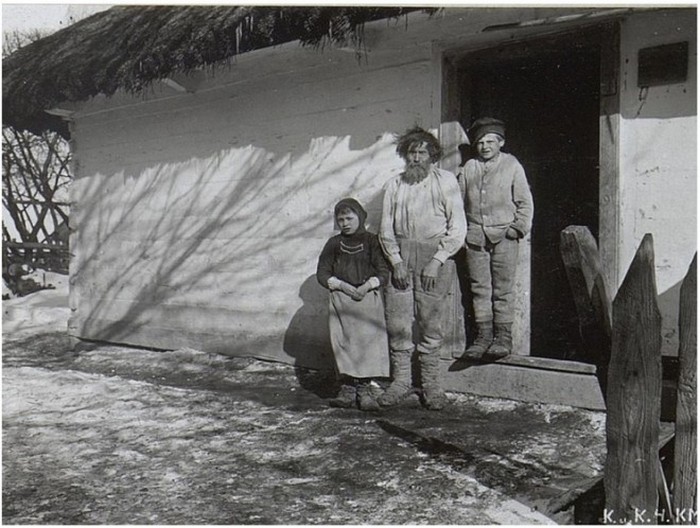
[2,5,428,137]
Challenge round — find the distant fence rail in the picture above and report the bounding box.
[3,241,69,274]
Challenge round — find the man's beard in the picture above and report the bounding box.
[403,163,430,184]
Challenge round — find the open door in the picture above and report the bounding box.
[444,28,604,361]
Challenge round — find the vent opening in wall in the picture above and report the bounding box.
[638,41,689,87]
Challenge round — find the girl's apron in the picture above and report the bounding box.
[328,290,390,378]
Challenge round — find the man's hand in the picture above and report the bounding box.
[505,227,520,240]
[421,258,441,291]
[391,261,410,290]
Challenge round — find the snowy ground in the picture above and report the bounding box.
[3,271,70,337]
[3,274,607,524]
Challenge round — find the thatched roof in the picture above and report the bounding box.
[3,5,429,137]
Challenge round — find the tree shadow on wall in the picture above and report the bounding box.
[283,274,338,399]
[69,135,393,379]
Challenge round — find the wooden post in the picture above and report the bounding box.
[604,234,662,524]
[438,121,469,357]
[674,254,697,524]
[560,226,612,398]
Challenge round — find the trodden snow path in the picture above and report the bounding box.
[3,339,559,524]
[3,284,604,524]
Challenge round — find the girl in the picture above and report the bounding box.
[316,198,390,411]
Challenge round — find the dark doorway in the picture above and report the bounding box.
[447,30,602,360]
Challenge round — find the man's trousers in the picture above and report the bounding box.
[384,240,455,354]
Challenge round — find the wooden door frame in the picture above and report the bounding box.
[597,22,622,297]
[436,22,622,356]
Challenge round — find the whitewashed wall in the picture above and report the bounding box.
[618,9,697,355]
[68,21,444,368]
[67,7,547,365]
[67,7,696,366]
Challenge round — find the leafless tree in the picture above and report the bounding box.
[3,29,71,244]
[3,29,72,291]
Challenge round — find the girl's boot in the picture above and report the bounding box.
[356,380,380,411]
[329,377,357,408]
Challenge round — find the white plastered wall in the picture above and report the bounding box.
[68,21,441,367]
[618,9,697,355]
[68,7,569,365]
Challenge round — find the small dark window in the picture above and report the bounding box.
[638,41,689,87]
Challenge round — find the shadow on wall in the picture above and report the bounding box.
[283,274,337,398]
[70,146,321,344]
[69,134,401,371]
[362,190,386,235]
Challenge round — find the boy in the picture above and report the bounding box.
[458,118,534,359]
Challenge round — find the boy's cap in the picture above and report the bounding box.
[468,117,506,144]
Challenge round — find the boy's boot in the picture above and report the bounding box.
[329,377,357,408]
[418,352,446,411]
[461,322,493,358]
[485,323,512,359]
[377,348,413,407]
[356,380,381,411]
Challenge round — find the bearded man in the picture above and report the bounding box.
[378,127,467,410]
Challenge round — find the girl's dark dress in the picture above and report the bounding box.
[317,216,390,379]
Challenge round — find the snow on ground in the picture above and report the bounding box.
[3,271,70,338]
[3,273,605,524]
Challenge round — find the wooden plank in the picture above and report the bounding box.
[673,254,697,523]
[501,354,596,374]
[597,22,622,295]
[559,225,612,397]
[443,261,466,358]
[444,359,605,410]
[512,235,531,355]
[456,347,597,374]
[438,121,469,358]
[559,226,611,334]
[604,234,662,524]
[5,241,68,250]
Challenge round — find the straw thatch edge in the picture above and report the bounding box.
[3,5,433,137]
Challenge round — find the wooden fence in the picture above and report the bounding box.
[561,226,697,524]
[3,241,69,274]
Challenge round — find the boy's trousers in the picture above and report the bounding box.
[384,239,455,354]
[466,237,519,324]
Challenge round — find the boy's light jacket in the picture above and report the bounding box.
[458,152,534,247]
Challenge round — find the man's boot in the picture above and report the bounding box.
[329,378,357,408]
[485,323,512,359]
[356,380,381,411]
[462,322,493,358]
[377,349,413,407]
[418,352,446,411]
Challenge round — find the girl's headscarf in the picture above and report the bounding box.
[334,197,367,237]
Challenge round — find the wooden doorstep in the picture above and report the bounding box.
[442,355,678,418]
[442,354,606,410]
[454,349,598,375]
